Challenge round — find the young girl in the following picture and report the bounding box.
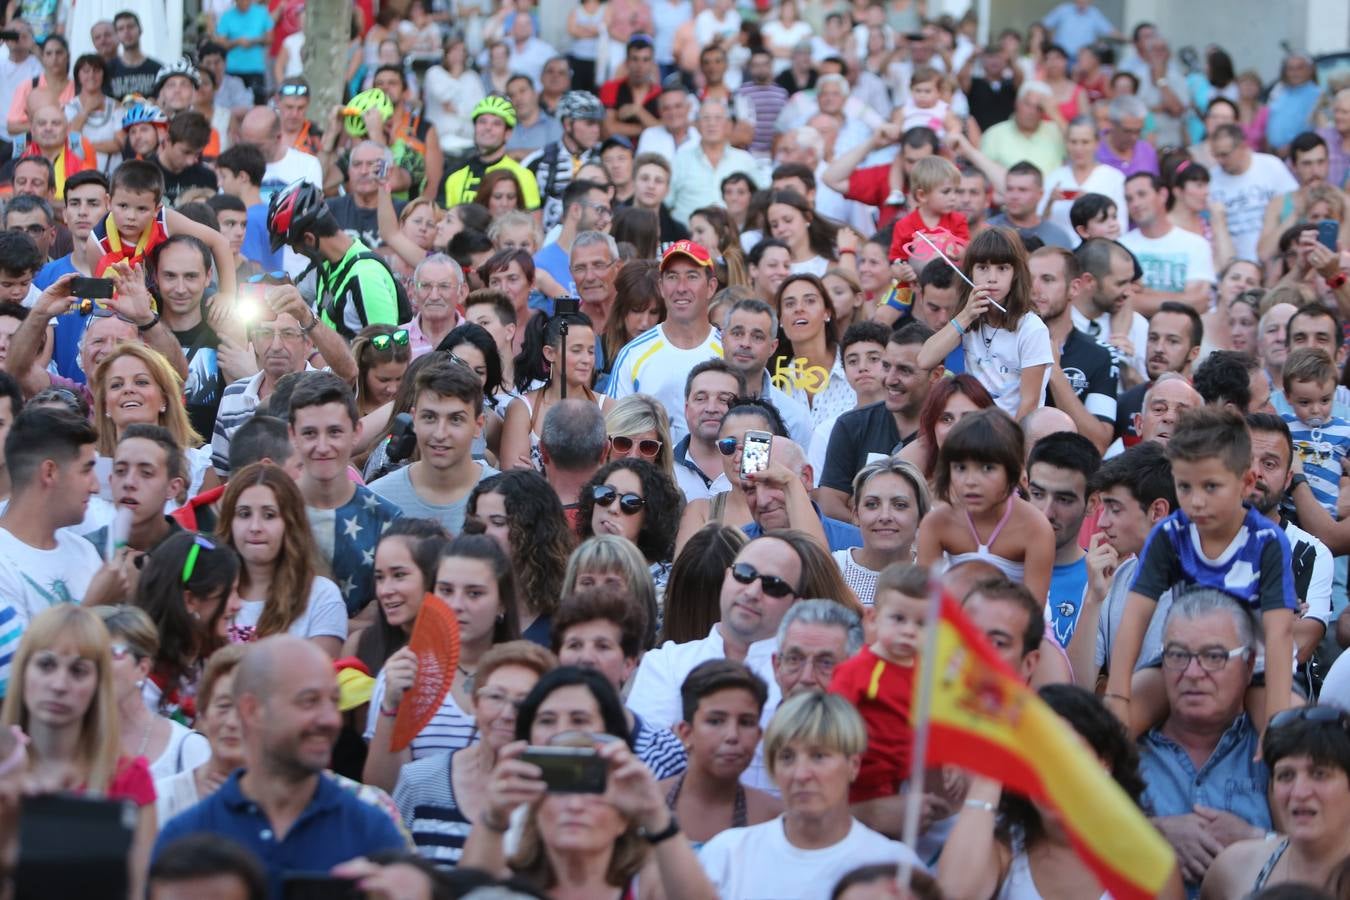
[690,206,750,288]
[218,463,348,657]
[916,227,1052,421]
[351,325,413,418]
[348,518,450,675]
[915,409,1054,604]
[501,312,611,471]
[363,534,521,791]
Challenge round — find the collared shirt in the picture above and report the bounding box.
[669,140,760,225]
[155,771,409,899]
[673,434,717,503]
[757,371,816,449]
[402,312,462,359]
[634,125,701,166]
[980,119,1066,177]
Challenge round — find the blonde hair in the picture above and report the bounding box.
[398,197,438,227]
[92,342,202,454]
[488,210,543,252]
[763,690,868,779]
[909,156,961,197]
[562,535,658,648]
[1,606,121,794]
[604,394,675,478]
[93,605,159,659]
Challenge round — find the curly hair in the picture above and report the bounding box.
[467,470,575,620]
[575,458,683,565]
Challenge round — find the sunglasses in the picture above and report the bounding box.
[1269,705,1350,732]
[181,535,218,585]
[278,83,309,97]
[730,562,797,598]
[592,484,645,514]
[609,435,662,459]
[716,437,740,456]
[247,270,289,284]
[370,329,410,351]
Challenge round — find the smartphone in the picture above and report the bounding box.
[739,429,773,480]
[0,31,20,41]
[374,159,389,180]
[554,296,580,316]
[1317,219,1339,251]
[282,874,363,900]
[520,746,608,793]
[14,795,135,900]
[69,277,115,299]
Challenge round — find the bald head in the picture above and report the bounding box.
[1020,407,1076,459]
[240,107,283,162]
[942,559,1003,603]
[233,634,330,706]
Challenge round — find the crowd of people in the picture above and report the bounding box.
[0,0,1350,897]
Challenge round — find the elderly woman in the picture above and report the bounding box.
[461,666,717,899]
[1202,706,1350,898]
[154,644,247,824]
[1317,87,1350,190]
[698,691,923,897]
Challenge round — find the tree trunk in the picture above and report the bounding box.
[303,0,350,128]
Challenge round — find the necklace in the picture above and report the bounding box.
[457,663,477,692]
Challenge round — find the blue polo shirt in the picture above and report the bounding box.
[743,502,863,552]
[154,770,408,897]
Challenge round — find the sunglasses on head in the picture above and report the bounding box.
[1269,705,1350,733]
[592,484,645,514]
[278,83,309,97]
[730,562,796,598]
[181,535,218,585]
[609,435,662,458]
[370,329,410,351]
[247,270,289,285]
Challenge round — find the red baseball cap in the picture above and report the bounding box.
[660,240,713,271]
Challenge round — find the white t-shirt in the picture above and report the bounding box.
[1120,226,1217,294]
[261,146,325,202]
[1208,153,1298,262]
[961,312,1054,416]
[606,324,722,444]
[233,576,348,642]
[1040,163,1128,239]
[699,816,925,900]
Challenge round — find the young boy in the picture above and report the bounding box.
[464,288,519,386]
[888,156,969,268]
[88,160,238,300]
[898,67,950,135]
[204,193,262,281]
[828,562,928,804]
[85,424,185,561]
[1104,407,1296,734]
[1069,193,1121,243]
[1280,347,1350,519]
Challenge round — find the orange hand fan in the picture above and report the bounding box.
[391,594,461,752]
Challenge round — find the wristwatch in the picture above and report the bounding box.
[1291,473,1310,491]
[301,312,320,334]
[639,815,681,845]
[135,311,160,333]
[1327,272,1348,290]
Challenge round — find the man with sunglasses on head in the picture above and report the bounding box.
[274,77,323,155]
[628,532,810,788]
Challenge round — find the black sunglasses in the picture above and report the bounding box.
[716,437,740,456]
[592,484,645,515]
[1269,705,1350,732]
[730,562,796,599]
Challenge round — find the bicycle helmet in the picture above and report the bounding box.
[121,102,169,131]
[342,88,395,138]
[471,95,517,129]
[267,180,330,253]
[153,58,201,95]
[556,90,604,122]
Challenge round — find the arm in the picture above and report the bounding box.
[673,498,711,557]
[164,208,237,300]
[1068,533,1118,687]
[6,278,72,396]
[1289,473,1350,554]
[1261,606,1295,728]
[822,125,899,195]
[1255,193,1295,263]
[746,462,830,553]
[458,741,547,878]
[604,108,644,141]
[104,261,191,380]
[1103,591,1160,732]
[1045,362,1113,452]
[420,125,444,203]
[1209,203,1236,272]
[498,397,536,471]
[918,290,991,369]
[947,130,1008,194]
[1014,363,1048,421]
[1020,507,1055,604]
[268,285,358,384]
[361,647,417,792]
[1131,279,1213,317]
[936,777,1006,900]
[375,177,428,268]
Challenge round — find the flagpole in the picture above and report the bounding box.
[899,576,946,891]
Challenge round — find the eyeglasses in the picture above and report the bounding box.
[592,484,645,514]
[181,535,218,585]
[252,325,305,344]
[1159,643,1249,672]
[475,687,526,712]
[581,199,612,217]
[278,83,309,97]
[1270,705,1350,732]
[8,224,47,235]
[730,562,796,599]
[415,280,458,294]
[370,329,410,351]
[109,642,141,661]
[609,435,662,459]
[716,437,740,456]
[777,650,838,677]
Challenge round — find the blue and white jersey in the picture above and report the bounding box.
[1282,414,1350,517]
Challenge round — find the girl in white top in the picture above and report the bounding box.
[917,226,1052,421]
[218,463,348,657]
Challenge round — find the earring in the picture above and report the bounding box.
[136,679,145,689]
[159,406,166,413]
[190,610,200,621]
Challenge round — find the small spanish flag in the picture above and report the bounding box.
[918,594,1176,900]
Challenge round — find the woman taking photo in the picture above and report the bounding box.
[898,373,996,485]
[1,605,157,894]
[661,660,781,847]
[348,518,450,676]
[836,459,930,607]
[561,535,660,649]
[501,312,609,471]
[393,640,558,867]
[689,206,750,288]
[461,666,717,900]
[364,534,522,791]
[217,463,347,656]
[134,532,241,724]
[576,459,684,593]
[154,644,246,824]
[94,606,210,782]
[1042,117,1127,238]
[467,469,575,645]
[351,325,413,419]
[773,273,855,430]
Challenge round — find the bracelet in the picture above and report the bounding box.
[1103,693,1131,704]
[378,704,399,717]
[640,815,681,845]
[839,248,856,256]
[951,319,966,335]
[481,810,511,833]
[1328,272,1348,290]
[964,799,996,812]
[301,313,320,334]
[136,311,160,333]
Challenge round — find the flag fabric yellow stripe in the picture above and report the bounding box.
[921,595,1175,900]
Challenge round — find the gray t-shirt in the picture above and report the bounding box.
[1094,555,1172,672]
[505,112,563,157]
[366,461,499,535]
[987,213,1075,249]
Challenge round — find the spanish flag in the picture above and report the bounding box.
[918,594,1175,900]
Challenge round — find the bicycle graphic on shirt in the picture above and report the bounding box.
[770,357,831,395]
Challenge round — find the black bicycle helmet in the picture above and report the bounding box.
[267,180,329,252]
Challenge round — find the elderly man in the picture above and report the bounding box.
[240,106,323,203]
[154,636,408,897]
[980,81,1065,177]
[1139,590,1272,893]
[4,195,55,264]
[670,98,759,226]
[1135,373,1203,448]
[1258,302,1299,393]
[404,254,464,356]
[1097,95,1159,177]
[536,180,610,295]
[773,598,863,698]
[12,105,97,200]
[540,399,607,521]
[635,78,699,164]
[1317,88,1350,189]
[323,141,402,249]
[744,437,859,552]
[568,230,620,330]
[775,126,860,228]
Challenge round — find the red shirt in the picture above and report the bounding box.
[829,645,915,803]
[106,756,156,807]
[845,165,906,230]
[888,208,970,263]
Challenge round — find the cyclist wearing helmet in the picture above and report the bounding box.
[152,58,200,115]
[121,103,169,161]
[267,179,404,339]
[442,96,542,211]
[370,65,444,203]
[524,89,605,230]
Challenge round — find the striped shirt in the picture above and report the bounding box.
[632,712,688,779]
[392,750,472,867]
[605,323,722,444]
[736,81,789,156]
[1283,414,1350,518]
[366,670,478,760]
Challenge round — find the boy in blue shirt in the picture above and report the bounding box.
[1105,406,1297,736]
